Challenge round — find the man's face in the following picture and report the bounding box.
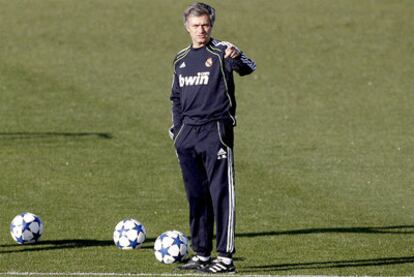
[186,14,212,48]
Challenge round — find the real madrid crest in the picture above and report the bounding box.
[205,57,213,67]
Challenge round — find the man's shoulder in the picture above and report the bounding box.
[209,39,228,52]
[173,45,191,63]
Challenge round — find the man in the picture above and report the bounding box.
[169,2,256,274]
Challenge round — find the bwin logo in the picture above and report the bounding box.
[179,72,210,87]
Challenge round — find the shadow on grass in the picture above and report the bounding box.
[242,256,414,272]
[237,225,414,272]
[0,238,155,253]
[1,225,412,254]
[0,132,113,140]
[236,225,414,237]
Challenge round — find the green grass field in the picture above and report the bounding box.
[0,0,413,276]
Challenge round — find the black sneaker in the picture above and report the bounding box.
[198,259,236,274]
[176,256,212,271]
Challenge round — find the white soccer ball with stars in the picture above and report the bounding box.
[113,218,146,250]
[154,230,189,264]
[10,212,44,244]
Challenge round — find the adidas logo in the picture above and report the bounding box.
[179,62,186,68]
[217,148,227,160]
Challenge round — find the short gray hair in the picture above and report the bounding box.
[183,2,216,27]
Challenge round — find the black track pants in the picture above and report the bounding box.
[174,119,235,258]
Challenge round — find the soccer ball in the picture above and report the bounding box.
[10,212,44,244]
[154,230,189,264]
[113,218,146,250]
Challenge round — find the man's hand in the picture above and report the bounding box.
[222,41,241,59]
[168,125,175,140]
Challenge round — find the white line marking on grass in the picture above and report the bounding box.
[0,273,347,277]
